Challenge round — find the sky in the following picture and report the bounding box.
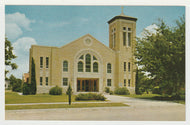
[5,6,185,79]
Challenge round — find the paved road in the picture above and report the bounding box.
[5,94,185,121]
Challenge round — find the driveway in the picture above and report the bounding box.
[5,94,185,121]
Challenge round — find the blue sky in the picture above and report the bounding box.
[5,6,185,78]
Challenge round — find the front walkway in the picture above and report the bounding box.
[5,94,185,121]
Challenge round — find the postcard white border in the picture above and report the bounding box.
[0,0,190,125]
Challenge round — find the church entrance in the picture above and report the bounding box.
[77,78,99,92]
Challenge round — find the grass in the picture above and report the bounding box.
[122,94,185,104]
[5,103,128,110]
[5,92,106,104]
[5,91,76,104]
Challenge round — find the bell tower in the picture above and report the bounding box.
[108,7,137,94]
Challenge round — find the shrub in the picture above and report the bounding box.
[105,87,110,93]
[12,79,22,92]
[49,86,62,95]
[152,86,161,94]
[114,87,130,95]
[109,91,113,95]
[75,93,106,101]
[22,82,31,95]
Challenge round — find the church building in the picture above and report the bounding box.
[29,11,137,94]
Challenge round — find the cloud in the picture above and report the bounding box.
[8,37,37,78]
[140,24,159,38]
[6,12,35,30]
[5,12,35,40]
[13,37,37,54]
[5,23,23,40]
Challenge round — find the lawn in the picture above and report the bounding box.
[123,94,185,104]
[6,103,128,110]
[5,91,76,104]
[5,92,107,104]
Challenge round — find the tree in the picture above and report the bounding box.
[135,16,185,97]
[5,37,18,79]
[135,69,153,94]
[23,82,31,95]
[9,75,22,92]
[66,84,72,105]
[30,58,36,94]
[12,79,22,92]
[9,74,16,87]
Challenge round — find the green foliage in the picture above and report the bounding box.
[5,37,18,79]
[12,79,22,92]
[9,75,22,92]
[114,87,130,95]
[104,87,110,93]
[30,58,36,94]
[23,83,31,95]
[109,91,113,95]
[49,86,62,95]
[135,16,185,96]
[66,84,72,105]
[75,93,106,101]
[152,86,161,94]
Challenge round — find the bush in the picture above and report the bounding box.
[152,86,161,94]
[105,87,110,93]
[109,91,113,95]
[114,87,130,95]
[49,86,62,95]
[75,93,106,101]
[23,83,31,95]
[12,79,22,92]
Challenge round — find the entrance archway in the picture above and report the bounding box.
[77,78,99,92]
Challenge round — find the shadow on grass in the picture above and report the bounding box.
[135,95,185,104]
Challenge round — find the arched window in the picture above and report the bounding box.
[78,61,83,72]
[93,62,98,72]
[85,54,91,72]
[63,61,68,72]
[107,63,111,73]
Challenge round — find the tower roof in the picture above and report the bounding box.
[108,14,137,24]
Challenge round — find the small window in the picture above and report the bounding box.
[40,77,43,86]
[107,79,111,86]
[63,61,68,72]
[124,79,126,86]
[46,77,48,86]
[78,61,83,72]
[107,63,111,73]
[128,79,131,87]
[128,62,131,72]
[63,78,68,86]
[128,28,131,31]
[46,57,49,68]
[124,62,126,71]
[123,32,126,46]
[93,62,98,72]
[128,33,131,46]
[40,57,43,68]
[113,33,116,48]
[123,27,126,30]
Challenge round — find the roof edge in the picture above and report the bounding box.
[108,15,137,24]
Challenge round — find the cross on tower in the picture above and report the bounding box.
[121,6,124,15]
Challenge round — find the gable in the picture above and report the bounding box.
[60,34,115,54]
